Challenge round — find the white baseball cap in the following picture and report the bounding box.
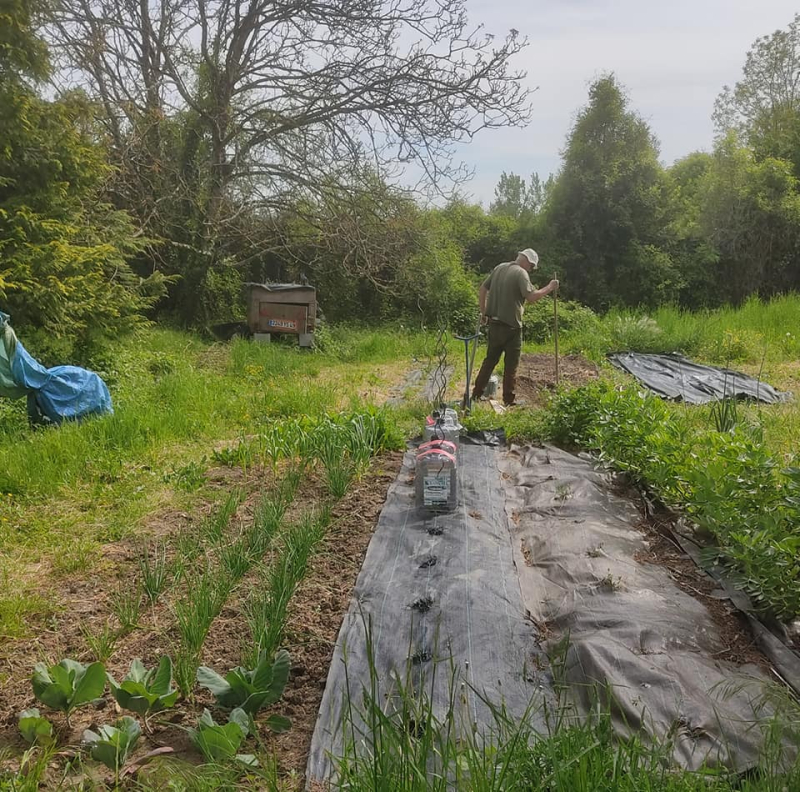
[519,248,539,268]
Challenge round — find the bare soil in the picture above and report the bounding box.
[515,353,599,405]
[0,453,402,788]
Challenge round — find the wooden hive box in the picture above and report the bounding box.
[245,283,317,347]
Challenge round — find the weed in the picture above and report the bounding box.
[212,439,256,471]
[51,537,100,576]
[165,460,208,492]
[554,483,572,502]
[599,573,624,592]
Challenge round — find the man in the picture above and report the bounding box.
[472,249,559,406]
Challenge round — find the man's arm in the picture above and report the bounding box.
[479,283,489,316]
[526,279,559,304]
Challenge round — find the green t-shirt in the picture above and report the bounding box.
[483,262,534,329]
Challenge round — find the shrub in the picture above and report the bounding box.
[522,298,601,343]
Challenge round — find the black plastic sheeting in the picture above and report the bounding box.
[306,441,548,785]
[608,352,791,404]
[307,439,794,784]
[499,445,792,772]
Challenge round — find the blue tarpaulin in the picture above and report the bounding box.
[0,311,113,424]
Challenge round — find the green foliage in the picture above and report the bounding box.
[715,13,800,176]
[607,314,664,352]
[0,0,49,83]
[541,382,800,620]
[189,708,256,765]
[244,510,328,663]
[545,75,678,309]
[107,657,179,720]
[83,715,141,775]
[17,708,53,745]
[0,12,167,355]
[81,620,118,663]
[31,659,106,719]
[490,171,550,219]
[109,579,142,634]
[138,540,171,605]
[522,298,600,343]
[196,649,291,726]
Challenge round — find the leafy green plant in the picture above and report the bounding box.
[196,649,291,729]
[189,708,256,765]
[107,657,179,728]
[32,659,106,725]
[18,708,54,745]
[83,716,141,779]
[165,460,207,492]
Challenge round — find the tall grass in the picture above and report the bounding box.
[334,626,800,791]
[556,294,800,363]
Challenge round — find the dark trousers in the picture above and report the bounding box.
[472,321,522,405]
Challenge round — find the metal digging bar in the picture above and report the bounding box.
[456,315,482,413]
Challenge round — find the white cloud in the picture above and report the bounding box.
[453,0,799,204]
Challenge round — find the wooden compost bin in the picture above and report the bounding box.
[246,283,317,348]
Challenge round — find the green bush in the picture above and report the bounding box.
[542,382,800,620]
[607,314,665,353]
[522,298,601,343]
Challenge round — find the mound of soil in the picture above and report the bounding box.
[515,353,598,404]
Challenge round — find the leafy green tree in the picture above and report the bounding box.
[665,153,721,308]
[545,75,679,309]
[698,134,800,303]
[436,198,517,273]
[0,0,165,359]
[490,171,550,220]
[714,14,800,176]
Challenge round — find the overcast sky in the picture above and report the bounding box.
[456,0,799,205]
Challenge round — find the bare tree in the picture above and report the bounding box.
[47,0,530,318]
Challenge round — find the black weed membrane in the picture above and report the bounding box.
[608,352,791,404]
[306,439,547,783]
[306,437,800,789]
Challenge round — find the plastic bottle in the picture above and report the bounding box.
[415,446,458,512]
[423,407,462,449]
[417,439,458,458]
